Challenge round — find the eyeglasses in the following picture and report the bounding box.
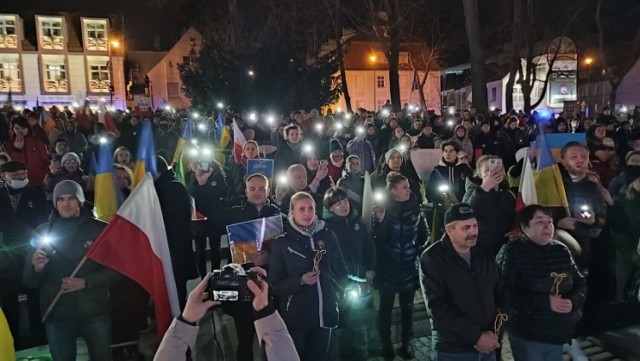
[63,159,78,165]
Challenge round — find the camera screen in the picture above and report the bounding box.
[213,290,239,301]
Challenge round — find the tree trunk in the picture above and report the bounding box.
[609,81,618,108]
[418,76,427,109]
[462,0,488,114]
[505,0,522,112]
[334,0,352,113]
[387,6,401,112]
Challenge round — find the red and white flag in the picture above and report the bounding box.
[516,153,538,211]
[86,174,179,338]
[233,119,246,164]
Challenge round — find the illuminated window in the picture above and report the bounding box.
[84,20,108,51]
[0,17,18,49]
[39,17,64,50]
[0,19,16,35]
[43,56,67,92]
[88,59,110,93]
[0,58,21,92]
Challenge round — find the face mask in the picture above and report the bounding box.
[9,178,29,189]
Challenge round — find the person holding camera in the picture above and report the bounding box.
[373,172,429,360]
[23,180,120,361]
[269,191,348,361]
[155,267,300,361]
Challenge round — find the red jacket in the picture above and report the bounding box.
[3,135,50,187]
[327,159,344,184]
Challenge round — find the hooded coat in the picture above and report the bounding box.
[60,121,88,158]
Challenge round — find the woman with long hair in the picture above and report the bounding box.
[113,146,135,170]
[2,116,50,188]
[373,172,428,360]
[269,192,348,361]
[227,140,261,204]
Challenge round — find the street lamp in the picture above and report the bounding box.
[584,56,594,116]
[369,53,377,111]
[108,39,121,106]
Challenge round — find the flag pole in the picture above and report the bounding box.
[41,256,89,323]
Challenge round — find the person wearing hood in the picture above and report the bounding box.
[347,126,376,174]
[23,180,120,361]
[452,125,474,161]
[155,156,198,310]
[462,155,518,257]
[116,115,140,156]
[609,150,640,197]
[269,191,348,361]
[327,138,345,183]
[44,152,87,196]
[0,161,48,347]
[274,124,304,176]
[60,120,88,159]
[372,172,429,360]
[26,112,51,150]
[373,148,422,199]
[496,116,526,170]
[227,140,261,204]
[323,187,376,360]
[554,118,570,133]
[3,116,50,188]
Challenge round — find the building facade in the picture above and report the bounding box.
[335,40,442,113]
[0,12,125,109]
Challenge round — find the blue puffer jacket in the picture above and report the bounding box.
[372,193,429,289]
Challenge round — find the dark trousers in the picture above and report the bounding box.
[195,233,222,278]
[0,278,45,348]
[378,284,415,347]
[46,314,112,361]
[232,309,256,361]
[289,327,332,361]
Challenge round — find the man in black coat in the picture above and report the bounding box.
[420,203,502,360]
[0,161,49,347]
[281,164,324,217]
[155,156,198,310]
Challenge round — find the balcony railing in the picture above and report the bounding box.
[89,79,110,93]
[0,34,18,49]
[40,35,64,50]
[86,37,107,51]
[0,78,22,92]
[44,79,68,92]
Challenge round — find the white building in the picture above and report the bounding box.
[0,12,125,109]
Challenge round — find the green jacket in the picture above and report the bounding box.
[23,210,120,324]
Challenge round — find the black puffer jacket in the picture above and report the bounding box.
[426,158,473,207]
[372,193,429,289]
[496,236,586,345]
[323,207,376,279]
[269,218,348,330]
[462,177,516,257]
[419,235,501,353]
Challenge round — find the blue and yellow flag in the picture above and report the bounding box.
[133,119,158,188]
[171,118,194,166]
[94,142,119,222]
[0,308,14,361]
[219,125,231,150]
[534,133,569,211]
[215,113,224,143]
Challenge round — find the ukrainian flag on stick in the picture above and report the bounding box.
[94,142,119,222]
[534,133,570,215]
[172,118,194,166]
[0,308,14,361]
[133,119,158,188]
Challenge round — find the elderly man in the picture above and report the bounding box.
[23,180,120,361]
[420,203,502,361]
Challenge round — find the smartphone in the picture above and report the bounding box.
[489,158,502,176]
[320,160,328,167]
[53,154,63,163]
[199,161,211,172]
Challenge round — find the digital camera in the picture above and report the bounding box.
[206,266,258,302]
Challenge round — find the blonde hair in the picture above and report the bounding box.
[475,155,503,177]
[289,191,315,213]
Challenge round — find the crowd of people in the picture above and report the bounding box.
[0,101,640,361]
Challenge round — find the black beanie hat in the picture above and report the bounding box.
[329,138,343,153]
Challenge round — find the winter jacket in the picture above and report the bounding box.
[3,135,50,187]
[154,307,300,361]
[346,138,376,174]
[306,167,332,196]
[496,236,586,345]
[323,208,376,279]
[269,218,348,330]
[273,142,302,176]
[226,161,248,204]
[372,165,422,200]
[155,169,198,281]
[189,166,229,236]
[372,194,429,290]
[416,132,439,149]
[462,177,517,257]
[23,210,120,324]
[426,158,473,207]
[419,235,501,353]
[608,166,640,197]
[337,173,364,206]
[496,128,526,170]
[0,184,48,280]
[60,121,88,158]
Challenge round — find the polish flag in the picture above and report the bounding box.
[233,119,246,164]
[86,174,180,338]
[516,154,538,212]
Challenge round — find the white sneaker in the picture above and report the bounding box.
[563,338,589,361]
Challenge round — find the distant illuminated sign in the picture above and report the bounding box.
[548,80,576,107]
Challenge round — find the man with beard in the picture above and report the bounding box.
[327,138,345,183]
[420,203,502,361]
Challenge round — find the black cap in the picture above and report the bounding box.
[0,161,27,173]
[444,203,477,225]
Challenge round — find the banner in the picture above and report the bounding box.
[247,159,275,181]
[226,216,284,264]
[409,149,442,182]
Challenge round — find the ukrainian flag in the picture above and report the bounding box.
[534,133,569,212]
[215,113,224,143]
[171,118,194,166]
[94,142,119,222]
[0,308,14,361]
[133,119,158,188]
[218,125,231,150]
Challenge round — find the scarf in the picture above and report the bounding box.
[288,214,325,236]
